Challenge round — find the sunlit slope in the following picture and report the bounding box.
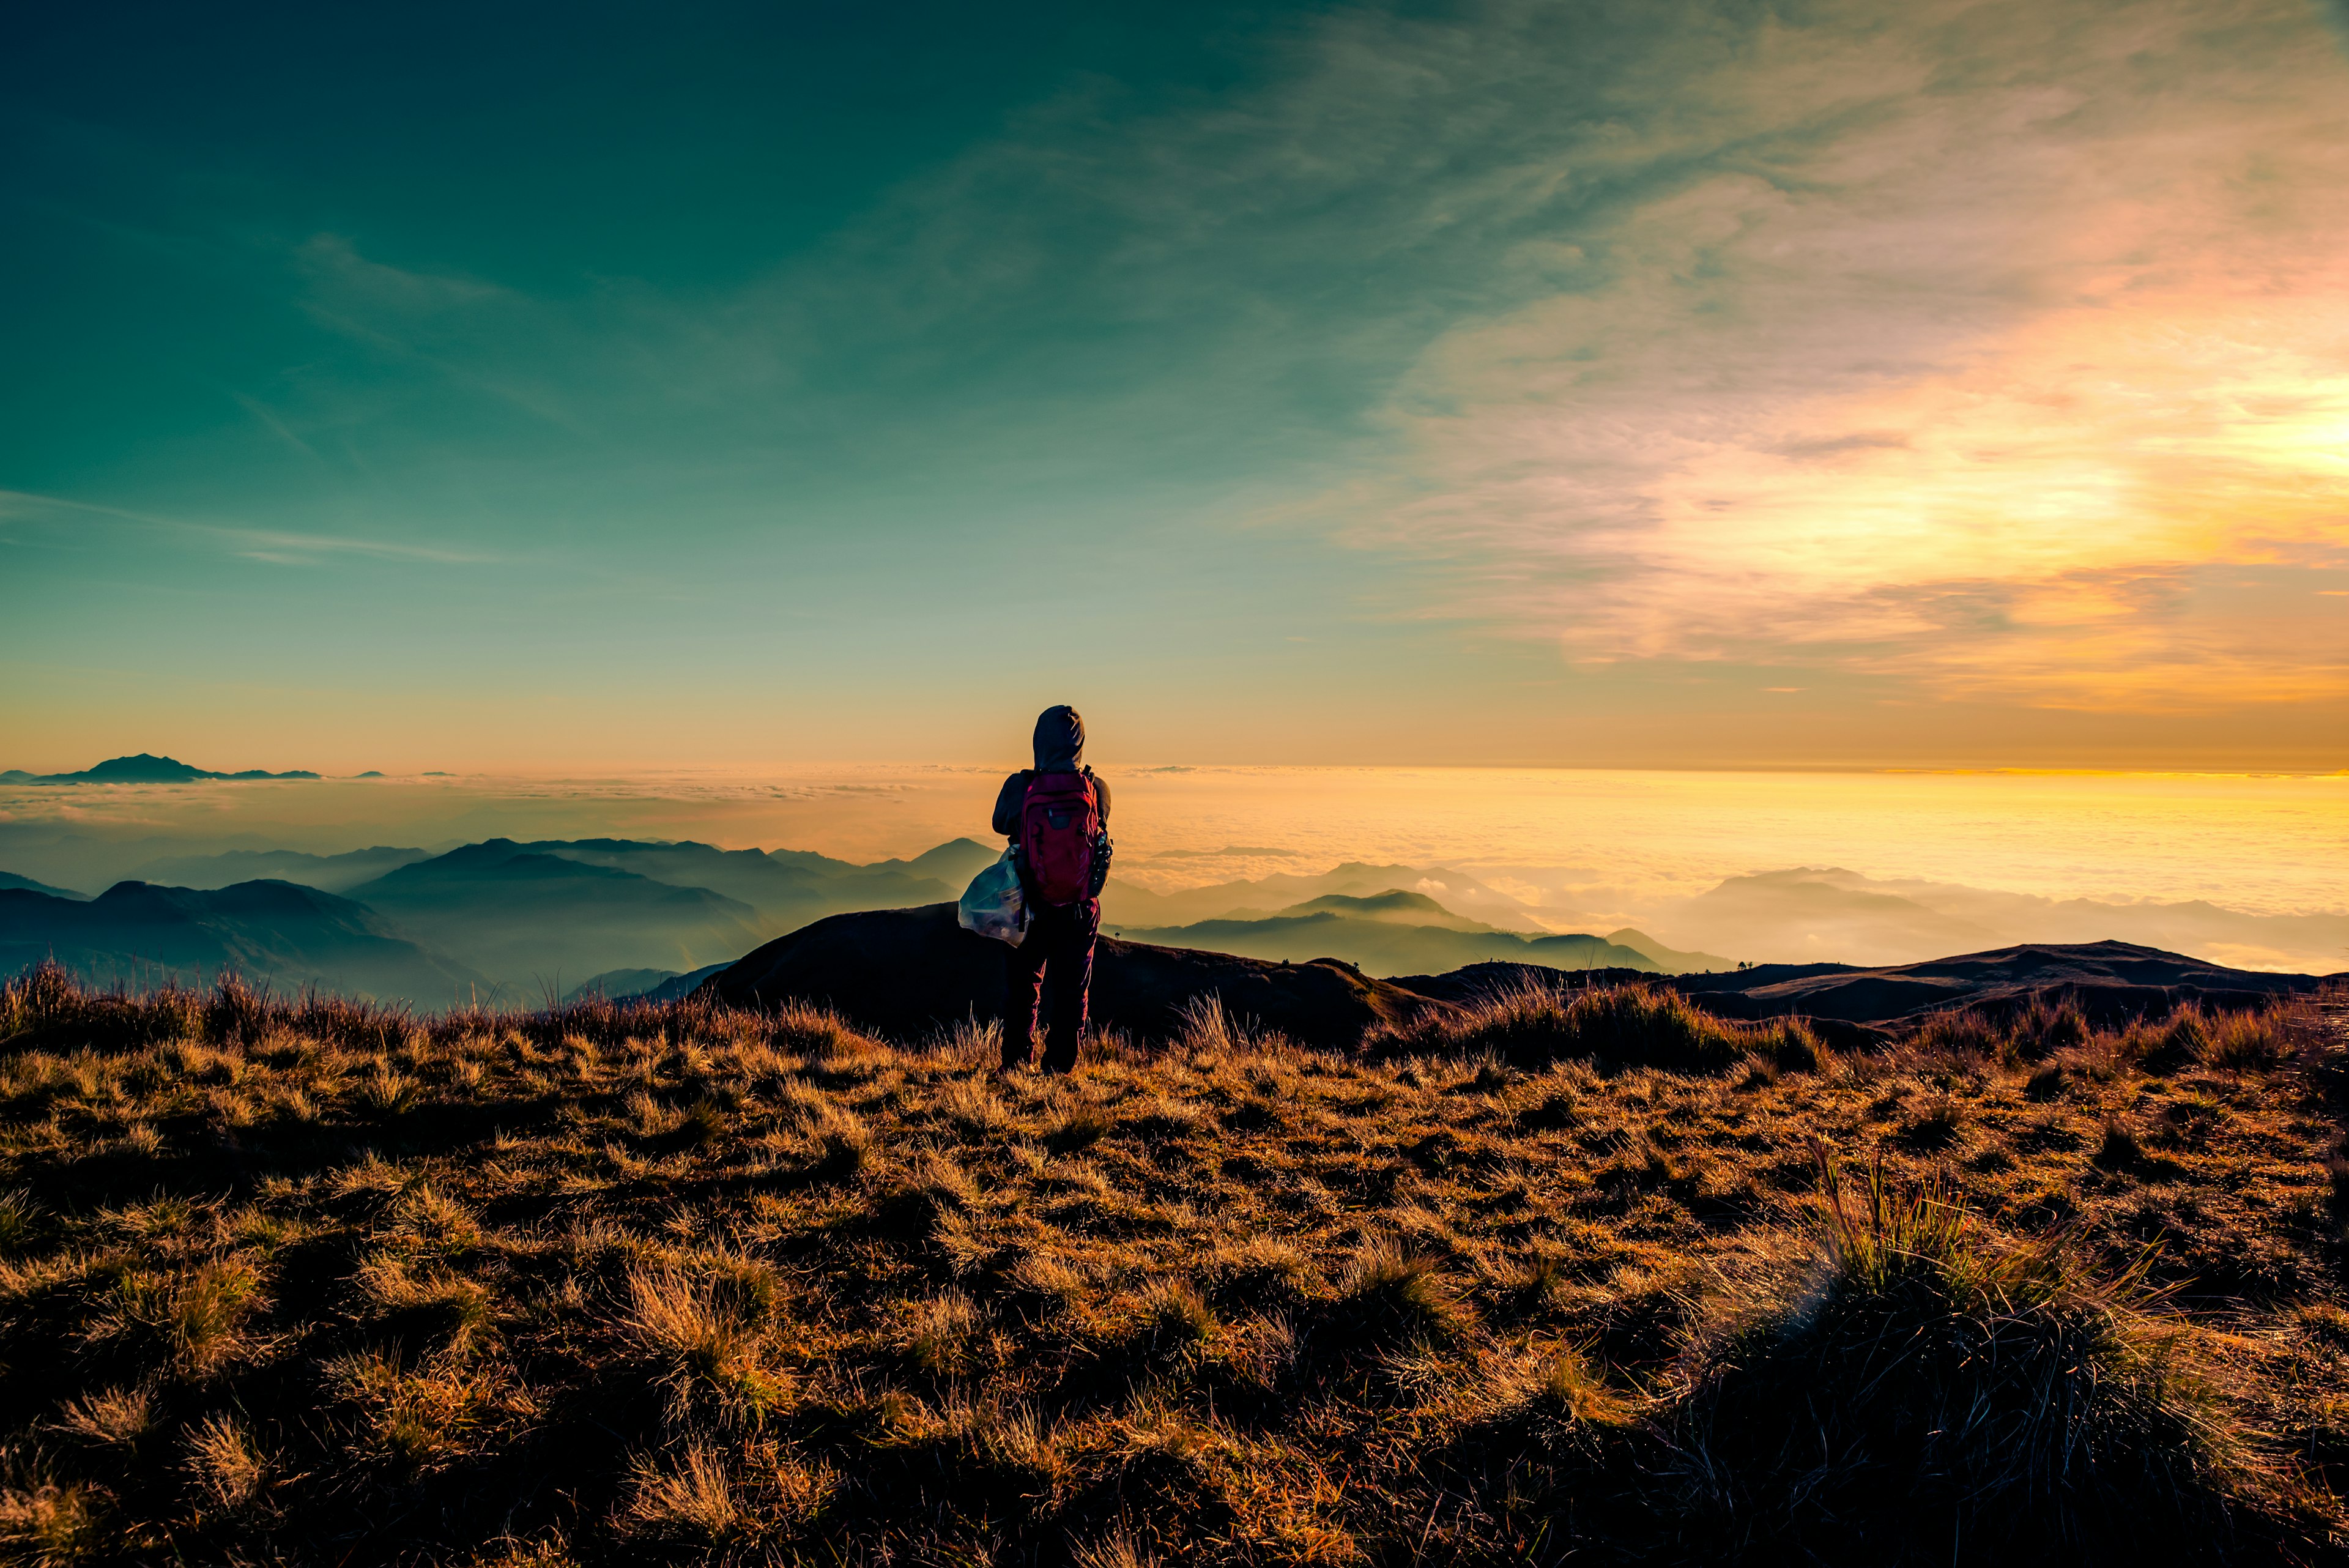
[1,967,2341,1562]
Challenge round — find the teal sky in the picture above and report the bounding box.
[6,0,2347,772]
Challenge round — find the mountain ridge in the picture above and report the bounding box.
[128,845,431,893]
[0,871,87,901]
[701,909,2337,1046]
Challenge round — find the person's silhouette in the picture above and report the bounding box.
[991,706,1112,1073]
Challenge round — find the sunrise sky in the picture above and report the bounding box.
[6,0,2346,772]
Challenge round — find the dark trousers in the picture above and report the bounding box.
[1003,897,1099,1072]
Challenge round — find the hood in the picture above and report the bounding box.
[1032,705,1085,771]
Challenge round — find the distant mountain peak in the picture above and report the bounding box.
[82,752,202,781]
[12,753,321,785]
[1276,890,1497,932]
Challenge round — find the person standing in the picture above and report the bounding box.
[991,705,1112,1074]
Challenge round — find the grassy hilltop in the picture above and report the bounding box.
[2,965,2348,1564]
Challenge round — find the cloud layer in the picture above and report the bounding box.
[1334,0,2349,714]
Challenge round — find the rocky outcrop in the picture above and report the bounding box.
[700,903,1454,1048]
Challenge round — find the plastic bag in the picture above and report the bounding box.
[957,848,1028,946]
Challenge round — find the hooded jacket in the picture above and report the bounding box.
[992,704,1112,837]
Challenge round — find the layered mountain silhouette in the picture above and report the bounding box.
[863,839,1006,885]
[1102,861,1550,931]
[319,834,1000,990]
[344,841,768,988]
[497,837,993,929]
[1096,866,1732,975]
[143,836,996,931]
[12,823,2337,1019]
[0,880,489,1001]
[1,835,1004,1001]
[1115,899,1673,976]
[0,753,321,785]
[1286,890,1498,929]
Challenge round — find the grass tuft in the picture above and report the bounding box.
[0,1465,105,1566]
[620,1266,787,1429]
[1141,1277,1220,1347]
[1329,1238,1471,1345]
[48,1388,151,1451]
[0,1189,40,1255]
[625,1442,743,1542]
[1047,1102,1114,1154]
[1678,1146,2245,1556]
[182,1411,268,1510]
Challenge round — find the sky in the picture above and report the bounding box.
[6,0,2347,773]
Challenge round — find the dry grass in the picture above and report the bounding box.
[0,964,2344,1564]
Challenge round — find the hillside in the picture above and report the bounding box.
[1670,940,2332,1024]
[701,908,2336,1052]
[708,905,1441,1047]
[0,965,2343,1565]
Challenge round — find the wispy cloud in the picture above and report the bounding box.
[0,489,498,566]
[210,526,495,566]
[225,389,321,459]
[295,234,508,314]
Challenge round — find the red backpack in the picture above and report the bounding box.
[1019,770,1101,906]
